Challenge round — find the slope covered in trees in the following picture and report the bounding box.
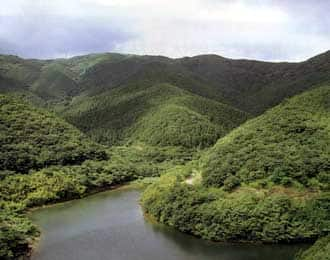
[1,51,329,151]
[1,51,329,116]
[0,94,104,258]
[179,51,330,114]
[141,85,330,245]
[0,94,197,259]
[201,85,330,190]
[295,235,330,260]
[0,95,107,174]
[61,83,248,147]
[0,50,329,259]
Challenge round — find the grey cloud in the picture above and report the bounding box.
[0,15,132,58]
[0,0,329,60]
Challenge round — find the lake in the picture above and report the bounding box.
[30,188,308,260]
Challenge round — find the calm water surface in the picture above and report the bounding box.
[30,188,308,260]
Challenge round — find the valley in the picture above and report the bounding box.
[0,51,329,260]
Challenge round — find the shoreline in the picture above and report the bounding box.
[27,182,314,260]
[26,182,141,259]
[27,183,128,213]
[27,177,152,214]
[142,210,315,246]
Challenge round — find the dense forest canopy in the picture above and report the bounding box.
[0,95,107,174]
[0,51,329,259]
[201,86,330,190]
[141,85,330,250]
[0,51,330,145]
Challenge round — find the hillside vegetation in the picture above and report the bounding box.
[61,83,248,147]
[0,50,329,259]
[0,94,198,259]
[179,51,330,114]
[202,85,330,190]
[141,86,330,245]
[0,95,107,174]
[1,51,329,116]
[0,144,194,259]
[1,51,329,151]
[295,235,330,260]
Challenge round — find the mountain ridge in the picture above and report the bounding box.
[1,50,329,111]
[0,50,329,259]
[1,50,329,145]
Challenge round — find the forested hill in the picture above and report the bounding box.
[0,51,329,260]
[0,94,107,174]
[61,83,248,146]
[201,85,330,190]
[0,50,329,115]
[141,85,330,245]
[1,51,328,147]
[178,51,330,114]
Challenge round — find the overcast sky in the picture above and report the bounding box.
[1,0,329,61]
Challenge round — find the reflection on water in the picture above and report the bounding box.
[30,188,309,260]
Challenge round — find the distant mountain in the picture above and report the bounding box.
[1,51,329,112]
[0,95,107,174]
[179,51,330,114]
[0,50,329,146]
[1,50,329,260]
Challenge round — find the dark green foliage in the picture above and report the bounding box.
[0,95,107,173]
[108,144,195,165]
[1,51,329,147]
[179,51,330,114]
[141,86,330,249]
[223,175,240,191]
[295,235,330,260]
[130,104,222,148]
[62,83,248,147]
[0,55,44,91]
[1,51,330,115]
[0,212,39,259]
[0,143,192,259]
[201,86,330,190]
[0,91,197,259]
[0,50,329,260]
[142,172,330,243]
[61,83,188,145]
[0,145,193,207]
[1,51,329,150]
[31,63,79,100]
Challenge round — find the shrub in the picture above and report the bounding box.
[223,175,240,191]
